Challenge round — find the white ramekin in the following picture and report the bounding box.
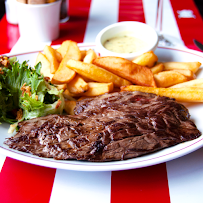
[95,21,159,61]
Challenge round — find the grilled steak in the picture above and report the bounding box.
[4,91,201,161]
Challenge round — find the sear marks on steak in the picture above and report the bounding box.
[4,91,201,162]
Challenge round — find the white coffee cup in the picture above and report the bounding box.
[16,0,62,42]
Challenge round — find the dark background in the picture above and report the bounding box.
[0,0,5,20]
[0,0,202,21]
[194,0,203,17]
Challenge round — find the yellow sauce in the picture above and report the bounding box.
[103,35,147,54]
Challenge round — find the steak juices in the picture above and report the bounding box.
[5,91,201,161]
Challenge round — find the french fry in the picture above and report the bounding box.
[154,71,188,87]
[64,100,77,115]
[151,63,164,74]
[170,78,203,88]
[163,61,201,73]
[66,74,89,94]
[46,0,56,2]
[79,75,95,82]
[67,59,132,87]
[43,45,59,74]
[64,41,82,61]
[51,58,76,84]
[132,51,158,68]
[54,49,62,62]
[76,82,114,97]
[63,89,75,100]
[52,41,84,84]
[28,0,46,4]
[80,50,87,61]
[93,56,156,87]
[121,85,203,102]
[57,40,71,58]
[66,81,114,97]
[172,69,196,80]
[83,49,97,63]
[57,40,81,60]
[55,84,67,90]
[16,0,27,3]
[35,52,53,81]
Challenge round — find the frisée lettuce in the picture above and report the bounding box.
[0,56,64,131]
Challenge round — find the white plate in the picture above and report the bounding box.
[0,44,203,171]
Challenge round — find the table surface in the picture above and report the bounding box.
[1,0,203,203]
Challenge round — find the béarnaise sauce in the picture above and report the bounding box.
[103,35,147,54]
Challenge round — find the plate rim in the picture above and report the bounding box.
[1,44,203,171]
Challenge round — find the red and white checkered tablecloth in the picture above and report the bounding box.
[1,0,203,202]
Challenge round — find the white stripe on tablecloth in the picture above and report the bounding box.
[10,37,52,55]
[83,0,119,43]
[166,148,203,203]
[143,0,184,46]
[142,0,158,28]
[0,153,6,172]
[49,169,112,203]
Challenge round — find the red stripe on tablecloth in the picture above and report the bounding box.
[52,0,91,45]
[0,157,56,203]
[170,0,203,50]
[111,163,170,203]
[0,15,20,54]
[119,0,145,23]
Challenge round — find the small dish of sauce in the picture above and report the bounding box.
[95,22,159,60]
[103,35,148,54]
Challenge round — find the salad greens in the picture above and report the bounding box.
[0,56,64,129]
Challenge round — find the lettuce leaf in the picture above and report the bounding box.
[0,57,64,126]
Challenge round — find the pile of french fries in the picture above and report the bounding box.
[35,40,202,114]
[16,0,57,4]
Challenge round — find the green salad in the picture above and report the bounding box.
[0,56,64,132]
